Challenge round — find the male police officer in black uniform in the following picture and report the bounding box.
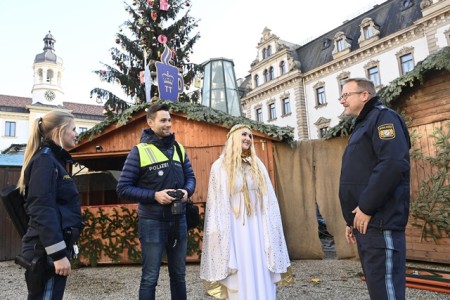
[339,78,410,300]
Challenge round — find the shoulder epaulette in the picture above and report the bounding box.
[375,103,388,111]
[42,147,51,155]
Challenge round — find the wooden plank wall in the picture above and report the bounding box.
[400,71,450,264]
[0,167,22,261]
[173,116,276,203]
[406,120,449,263]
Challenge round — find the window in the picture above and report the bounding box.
[46,69,53,83]
[263,69,269,83]
[337,71,350,94]
[267,45,272,56]
[332,32,351,59]
[269,66,274,80]
[339,78,348,93]
[262,48,267,59]
[401,0,413,10]
[319,127,328,138]
[358,17,380,46]
[322,38,331,50]
[363,26,372,39]
[316,87,326,106]
[5,121,16,137]
[282,98,291,115]
[367,66,380,86]
[315,117,331,139]
[400,53,414,74]
[254,75,259,88]
[79,127,88,133]
[280,61,286,75]
[336,39,346,52]
[396,47,415,75]
[268,103,276,120]
[256,108,263,122]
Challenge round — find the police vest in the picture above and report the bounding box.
[136,143,185,167]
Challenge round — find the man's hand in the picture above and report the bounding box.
[155,189,177,205]
[54,257,71,276]
[345,226,356,244]
[179,189,188,202]
[352,206,372,234]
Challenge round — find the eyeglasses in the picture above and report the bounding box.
[338,91,368,101]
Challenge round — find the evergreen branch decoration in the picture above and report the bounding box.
[323,114,355,139]
[410,121,450,241]
[378,46,450,105]
[75,204,204,266]
[186,203,205,258]
[78,100,294,145]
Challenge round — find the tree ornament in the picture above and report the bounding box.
[158,34,167,44]
[160,0,169,11]
[151,10,158,21]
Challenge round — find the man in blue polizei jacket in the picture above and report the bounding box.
[339,78,411,300]
[117,103,196,300]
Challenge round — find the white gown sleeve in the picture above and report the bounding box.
[200,158,232,281]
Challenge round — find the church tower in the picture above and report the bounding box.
[31,31,64,106]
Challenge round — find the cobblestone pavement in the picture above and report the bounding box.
[1,252,449,300]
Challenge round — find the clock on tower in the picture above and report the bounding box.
[44,90,56,101]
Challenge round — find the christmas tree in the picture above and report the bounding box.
[91,0,201,116]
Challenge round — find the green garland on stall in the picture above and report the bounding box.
[78,101,294,145]
[75,204,205,267]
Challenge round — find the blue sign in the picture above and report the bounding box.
[155,45,184,101]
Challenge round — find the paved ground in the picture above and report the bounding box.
[1,251,449,299]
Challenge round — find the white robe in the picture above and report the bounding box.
[200,156,291,300]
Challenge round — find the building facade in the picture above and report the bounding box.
[240,0,450,139]
[0,32,104,153]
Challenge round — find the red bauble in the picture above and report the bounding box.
[151,11,158,21]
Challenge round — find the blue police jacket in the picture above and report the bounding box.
[22,141,83,261]
[116,128,196,220]
[339,97,411,231]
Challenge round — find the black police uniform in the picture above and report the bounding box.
[339,96,411,300]
[21,140,83,300]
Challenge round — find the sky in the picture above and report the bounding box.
[0,0,386,104]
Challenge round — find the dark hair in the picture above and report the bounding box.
[146,103,169,120]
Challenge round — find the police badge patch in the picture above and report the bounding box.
[378,123,396,139]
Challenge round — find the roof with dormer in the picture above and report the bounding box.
[296,0,422,73]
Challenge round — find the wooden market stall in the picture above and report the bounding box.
[70,105,286,265]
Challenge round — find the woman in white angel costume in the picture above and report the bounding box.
[200,124,293,299]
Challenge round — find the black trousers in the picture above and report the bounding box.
[356,228,406,300]
[27,274,67,300]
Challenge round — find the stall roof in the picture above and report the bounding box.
[0,153,24,167]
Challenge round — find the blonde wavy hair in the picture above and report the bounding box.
[17,110,75,193]
[222,124,267,197]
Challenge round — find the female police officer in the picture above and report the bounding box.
[17,110,83,300]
